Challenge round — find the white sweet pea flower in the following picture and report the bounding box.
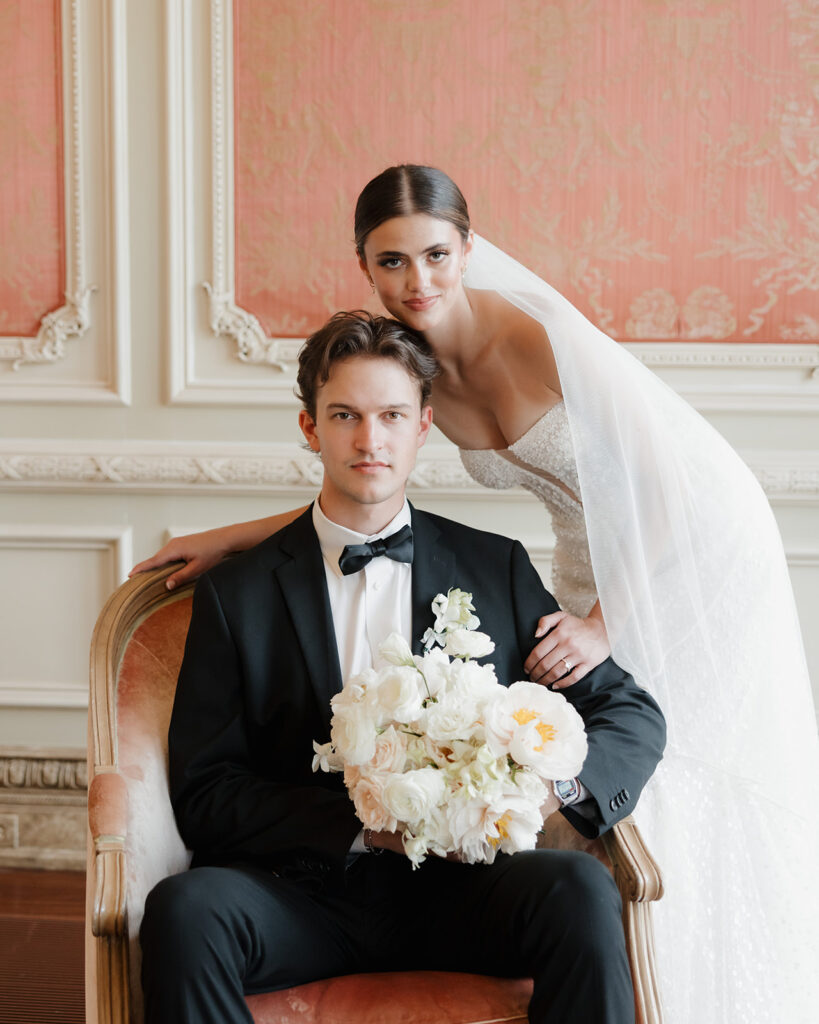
[431,588,481,634]
[311,740,343,774]
[444,629,495,660]
[381,766,446,823]
[483,681,587,780]
[379,632,415,667]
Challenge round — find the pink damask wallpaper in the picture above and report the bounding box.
[0,0,63,338]
[234,0,819,342]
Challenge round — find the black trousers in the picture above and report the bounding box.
[140,848,634,1024]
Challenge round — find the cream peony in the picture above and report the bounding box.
[484,681,587,779]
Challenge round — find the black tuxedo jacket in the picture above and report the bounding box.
[169,505,665,879]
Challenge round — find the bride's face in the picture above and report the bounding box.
[358,213,472,333]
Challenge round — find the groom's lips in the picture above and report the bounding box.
[351,461,389,473]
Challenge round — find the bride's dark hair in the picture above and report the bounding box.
[354,165,471,255]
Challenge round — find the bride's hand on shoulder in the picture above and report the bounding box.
[130,508,307,591]
[524,607,610,689]
[129,525,237,591]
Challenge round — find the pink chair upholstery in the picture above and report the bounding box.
[86,566,664,1024]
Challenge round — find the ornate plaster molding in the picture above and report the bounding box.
[1,0,94,371]
[0,751,87,792]
[1,441,817,502]
[624,342,819,371]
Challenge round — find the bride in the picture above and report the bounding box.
[134,165,818,1023]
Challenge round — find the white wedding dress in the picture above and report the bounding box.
[463,237,819,1024]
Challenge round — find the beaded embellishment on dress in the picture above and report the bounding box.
[459,403,596,616]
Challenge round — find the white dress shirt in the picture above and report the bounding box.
[312,499,413,681]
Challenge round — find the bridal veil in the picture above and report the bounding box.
[466,235,819,1024]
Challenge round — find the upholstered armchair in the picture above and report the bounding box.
[86,565,664,1024]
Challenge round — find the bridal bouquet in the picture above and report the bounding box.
[312,588,587,867]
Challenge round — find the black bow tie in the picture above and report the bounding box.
[338,524,414,576]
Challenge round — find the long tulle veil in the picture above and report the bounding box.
[465,235,819,1023]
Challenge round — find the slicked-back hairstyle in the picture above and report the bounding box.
[296,310,439,420]
[354,165,471,256]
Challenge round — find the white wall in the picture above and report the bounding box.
[0,0,817,751]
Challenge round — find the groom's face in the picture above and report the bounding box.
[299,355,433,531]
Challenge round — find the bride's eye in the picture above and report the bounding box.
[379,257,402,269]
[429,250,449,262]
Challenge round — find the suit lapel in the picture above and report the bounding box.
[275,509,342,734]
[410,506,456,655]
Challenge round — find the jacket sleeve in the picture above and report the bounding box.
[509,539,666,838]
[169,573,362,871]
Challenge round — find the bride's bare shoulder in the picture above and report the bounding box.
[470,289,559,389]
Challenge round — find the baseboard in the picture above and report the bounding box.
[0,746,86,871]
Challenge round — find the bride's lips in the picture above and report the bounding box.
[403,296,438,312]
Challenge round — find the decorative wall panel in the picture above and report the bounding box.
[233,0,819,345]
[0,0,129,404]
[0,526,131,708]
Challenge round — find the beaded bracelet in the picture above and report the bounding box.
[364,828,384,855]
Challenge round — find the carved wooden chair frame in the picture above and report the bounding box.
[87,565,664,1023]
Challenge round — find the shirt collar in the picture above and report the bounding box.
[312,498,411,579]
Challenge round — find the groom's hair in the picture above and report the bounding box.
[296,310,439,419]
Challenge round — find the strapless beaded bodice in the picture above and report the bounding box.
[459,403,596,616]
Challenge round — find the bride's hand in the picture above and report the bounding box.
[524,609,610,689]
[129,526,235,591]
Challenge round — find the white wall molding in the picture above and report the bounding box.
[625,342,819,412]
[0,525,132,710]
[0,0,130,405]
[166,0,297,406]
[1,439,817,503]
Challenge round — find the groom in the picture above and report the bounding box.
[141,311,666,1024]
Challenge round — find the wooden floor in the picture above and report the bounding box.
[0,869,85,1023]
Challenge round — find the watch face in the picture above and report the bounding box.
[554,778,578,805]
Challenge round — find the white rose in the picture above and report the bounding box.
[379,632,415,667]
[381,767,447,824]
[330,668,376,711]
[444,629,495,660]
[371,725,409,773]
[368,665,425,725]
[330,703,377,765]
[350,770,398,832]
[484,681,587,780]
[311,739,343,774]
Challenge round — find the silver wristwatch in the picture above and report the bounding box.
[553,777,580,806]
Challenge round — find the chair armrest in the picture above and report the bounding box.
[602,816,663,903]
[89,771,128,938]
